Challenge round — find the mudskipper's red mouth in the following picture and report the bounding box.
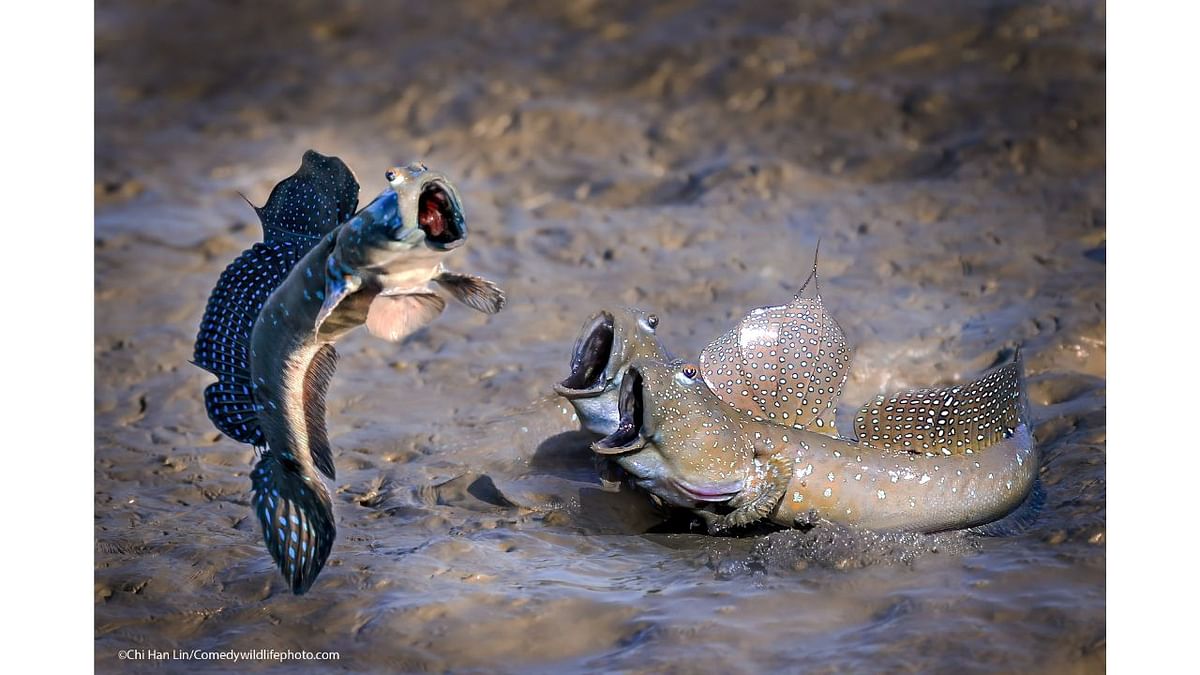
[554,311,615,397]
[418,182,466,250]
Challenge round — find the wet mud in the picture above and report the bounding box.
[95,1,1105,672]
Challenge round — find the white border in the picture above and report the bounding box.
[1110,1,1200,671]
[3,1,95,670]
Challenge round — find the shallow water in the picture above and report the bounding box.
[95,0,1105,672]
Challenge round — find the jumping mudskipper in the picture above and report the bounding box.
[193,151,505,593]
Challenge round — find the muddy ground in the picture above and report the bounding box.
[95,0,1105,672]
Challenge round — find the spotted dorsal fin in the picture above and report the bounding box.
[194,150,358,446]
[193,241,311,445]
[699,255,852,432]
[255,150,359,246]
[853,352,1028,455]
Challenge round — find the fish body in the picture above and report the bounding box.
[593,355,1037,534]
[195,152,505,593]
[765,420,1035,532]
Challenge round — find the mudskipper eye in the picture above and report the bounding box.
[646,314,659,329]
[681,364,699,379]
[385,169,398,182]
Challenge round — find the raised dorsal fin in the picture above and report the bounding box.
[194,150,357,447]
[853,352,1027,455]
[255,150,359,246]
[193,240,311,445]
[699,253,852,431]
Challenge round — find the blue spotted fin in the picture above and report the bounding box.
[251,453,336,595]
[195,150,357,445]
[304,345,338,480]
[853,352,1027,455]
[255,150,359,246]
[193,241,310,445]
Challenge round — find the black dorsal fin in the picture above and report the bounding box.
[255,150,359,246]
[194,150,358,446]
[194,241,311,445]
[304,344,338,479]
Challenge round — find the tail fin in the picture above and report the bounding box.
[854,351,1027,455]
[968,479,1044,536]
[251,453,336,594]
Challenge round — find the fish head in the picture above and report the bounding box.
[592,359,753,508]
[553,307,671,434]
[386,163,468,251]
[336,164,469,267]
[315,165,469,335]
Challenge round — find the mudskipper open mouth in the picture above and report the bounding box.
[555,311,615,396]
[418,181,466,249]
[594,366,645,453]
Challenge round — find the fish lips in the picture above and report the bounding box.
[385,224,428,248]
[554,311,616,399]
[593,365,647,454]
[416,180,467,251]
[669,477,742,503]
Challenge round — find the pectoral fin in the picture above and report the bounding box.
[434,271,506,314]
[705,452,792,534]
[365,292,446,342]
[315,267,363,335]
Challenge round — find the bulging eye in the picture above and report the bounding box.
[385,169,398,182]
[646,314,659,329]
[681,364,699,379]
